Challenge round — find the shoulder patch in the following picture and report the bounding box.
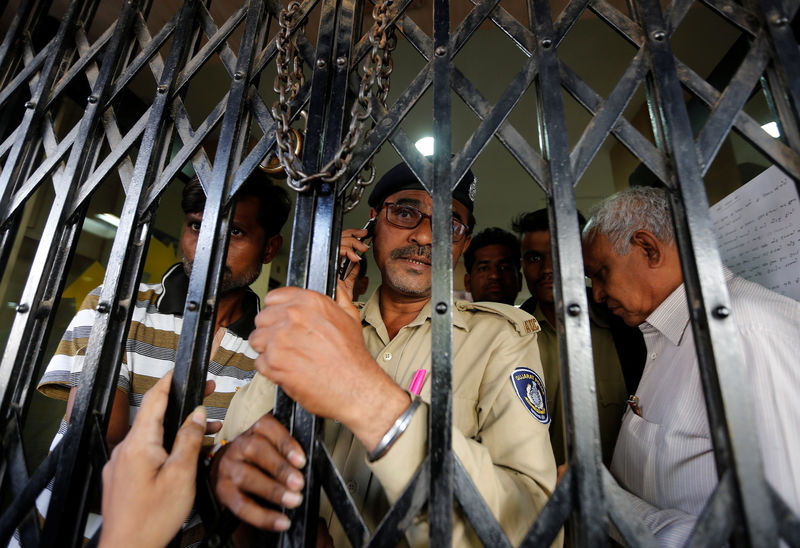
[510,367,550,424]
[456,301,540,336]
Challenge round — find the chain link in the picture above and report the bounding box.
[271,0,395,204]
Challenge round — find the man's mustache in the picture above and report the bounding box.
[390,245,432,260]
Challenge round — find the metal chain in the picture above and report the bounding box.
[272,0,396,201]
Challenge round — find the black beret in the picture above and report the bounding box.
[367,161,477,213]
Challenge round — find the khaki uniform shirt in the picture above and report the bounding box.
[526,301,628,465]
[217,290,559,547]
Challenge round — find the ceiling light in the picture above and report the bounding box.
[96,213,121,227]
[415,136,434,156]
[761,121,780,138]
[82,218,117,239]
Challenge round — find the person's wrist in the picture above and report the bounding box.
[344,372,410,451]
[367,395,422,462]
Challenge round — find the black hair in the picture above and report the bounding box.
[462,227,520,273]
[511,208,586,235]
[181,170,291,237]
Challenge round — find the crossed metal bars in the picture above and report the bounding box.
[0,0,799,546]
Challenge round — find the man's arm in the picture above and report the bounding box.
[610,488,697,547]
[739,321,800,518]
[38,289,133,448]
[65,387,129,449]
[367,315,557,545]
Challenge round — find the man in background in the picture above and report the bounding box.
[583,186,799,545]
[25,171,290,545]
[462,227,522,304]
[512,208,642,466]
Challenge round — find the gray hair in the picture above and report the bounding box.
[582,186,674,255]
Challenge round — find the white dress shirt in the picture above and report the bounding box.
[610,268,800,547]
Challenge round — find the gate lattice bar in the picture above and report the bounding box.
[0,0,799,546]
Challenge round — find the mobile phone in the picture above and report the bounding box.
[338,218,376,280]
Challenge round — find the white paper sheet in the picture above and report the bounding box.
[710,165,799,301]
[710,165,800,301]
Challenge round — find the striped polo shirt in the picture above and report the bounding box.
[25,264,261,547]
[38,263,260,422]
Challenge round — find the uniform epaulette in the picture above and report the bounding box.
[455,301,541,336]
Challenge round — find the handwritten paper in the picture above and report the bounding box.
[710,165,800,301]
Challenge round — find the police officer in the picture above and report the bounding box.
[211,162,559,546]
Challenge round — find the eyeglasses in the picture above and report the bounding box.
[382,202,470,242]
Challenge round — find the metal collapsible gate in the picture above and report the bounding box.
[0,0,798,546]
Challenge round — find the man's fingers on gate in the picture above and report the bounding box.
[259,286,306,309]
[205,420,222,436]
[163,405,206,478]
[218,457,304,509]
[217,484,293,532]
[249,414,307,474]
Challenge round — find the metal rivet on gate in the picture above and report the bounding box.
[97,302,110,313]
[772,15,789,26]
[541,38,552,49]
[157,84,167,93]
[713,305,729,319]
[435,45,447,56]
[435,302,447,314]
[24,101,35,109]
[652,30,665,41]
[187,301,198,312]
[16,303,28,313]
[88,95,98,104]
[567,303,581,317]
[336,56,347,67]
[234,71,244,80]
[316,59,327,69]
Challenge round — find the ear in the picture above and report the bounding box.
[369,208,378,219]
[516,269,523,292]
[464,272,472,293]
[630,230,663,267]
[461,235,471,254]
[452,234,472,267]
[262,234,283,264]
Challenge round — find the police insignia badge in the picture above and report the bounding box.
[468,176,478,201]
[510,367,549,424]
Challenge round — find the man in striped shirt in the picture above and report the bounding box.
[28,172,290,544]
[582,186,800,546]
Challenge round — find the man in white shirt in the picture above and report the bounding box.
[582,186,800,546]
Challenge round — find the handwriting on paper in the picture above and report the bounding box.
[710,165,799,302]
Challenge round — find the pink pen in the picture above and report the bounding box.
[408,369,427,395]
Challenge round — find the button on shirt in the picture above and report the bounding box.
[610,268,800,546]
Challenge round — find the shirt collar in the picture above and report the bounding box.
[641,266,735,346]
[156,263,261,339]
[359,286,468,344]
